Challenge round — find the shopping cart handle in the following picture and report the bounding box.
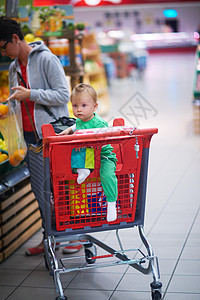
[42,124,158,144]
[42,124,158,157]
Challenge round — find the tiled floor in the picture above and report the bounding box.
[1,51,200,300]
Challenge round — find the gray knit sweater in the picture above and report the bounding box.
[9,41,70,138]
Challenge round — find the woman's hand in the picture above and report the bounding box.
[10,86,31,101]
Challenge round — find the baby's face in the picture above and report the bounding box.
[71,93,98,122]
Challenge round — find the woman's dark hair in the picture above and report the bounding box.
[0,16,24,41]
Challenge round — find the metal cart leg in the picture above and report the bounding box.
[44,237,67,300]
[138,225,162,300]
[54,269,68,300]
[44,237,58,274]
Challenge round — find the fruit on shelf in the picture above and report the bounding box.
[22,24,32,36]
[0,152,8,164]
[0,71,9,86]
[84,60,100,73]
[0,90,9,102]
[0,139,7,151]
[24,33,35,43]
[0,71,9,102]
[33,37,43,42]
[24,33,43,44]
[76,23,85,31]
[0,104,8,116]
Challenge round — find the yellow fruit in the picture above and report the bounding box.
[1,86,9,95]
[0,104,9,116]
[24,33,35,43]
[34,29,43,36]
[34,37,43,42]
[0,139,7,151]
[0,153,8,163]
[13,148,26,161]
[0,86,9,101]
[2,94,9,101]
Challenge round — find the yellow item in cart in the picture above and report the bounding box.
[69,181,89,215]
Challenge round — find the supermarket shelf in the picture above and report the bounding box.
[0,164,30,194]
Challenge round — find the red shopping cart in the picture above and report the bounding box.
[28,118,162,300]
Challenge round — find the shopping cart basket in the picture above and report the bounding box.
[28,118,162,300]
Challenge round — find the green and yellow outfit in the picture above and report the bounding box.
[75,113,118,203]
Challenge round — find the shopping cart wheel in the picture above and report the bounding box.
[55,296,67,300]
[84,242,97,264]
[151,281,162,300]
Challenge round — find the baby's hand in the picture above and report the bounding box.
[57,127,73,135]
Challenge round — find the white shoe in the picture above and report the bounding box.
[77,168,90,184]
[107,201,117,222]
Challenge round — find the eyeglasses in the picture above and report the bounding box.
[0,40,11,53]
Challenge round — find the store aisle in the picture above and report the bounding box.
[0,52,200,300]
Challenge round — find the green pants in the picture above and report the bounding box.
[100,156,118,202]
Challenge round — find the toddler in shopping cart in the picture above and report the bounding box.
[59,83,118,222]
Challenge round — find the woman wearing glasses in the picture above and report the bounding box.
[0,17,69,140]
[0,17,81,255]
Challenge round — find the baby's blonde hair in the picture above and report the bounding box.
[70,83,97,103]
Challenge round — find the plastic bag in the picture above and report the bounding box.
[0,100,27,166]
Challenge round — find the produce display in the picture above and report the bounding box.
[0,138,7,151]
[0,148,9,175]
[0,69,9,173]
[0,71,9,102]
[24,33,43,43]
[0,150,8,163]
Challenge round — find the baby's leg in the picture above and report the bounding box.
[100,157,118,222]
[77,168,90,184]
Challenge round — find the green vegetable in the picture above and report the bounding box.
[76,23,85,31]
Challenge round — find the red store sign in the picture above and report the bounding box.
[33,0,200,7]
